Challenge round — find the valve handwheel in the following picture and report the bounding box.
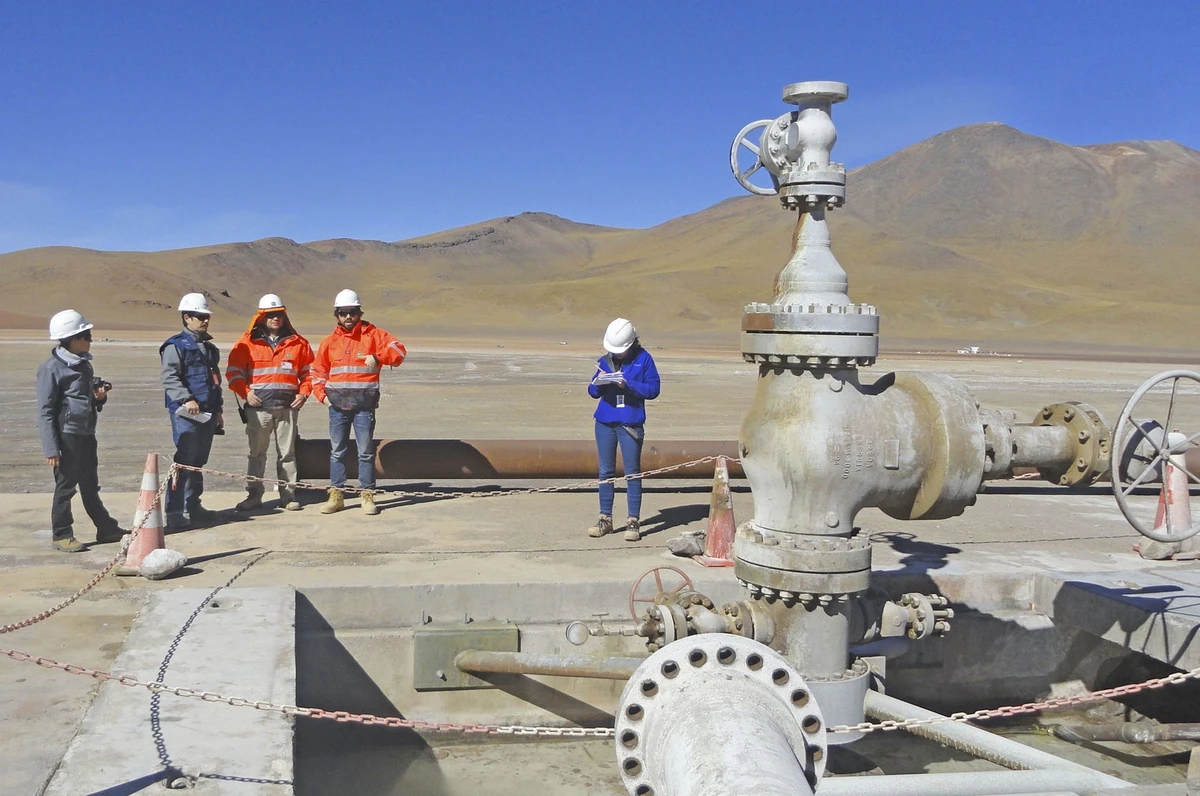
[628,564,694,621]
[730,119,780,196]
[1112,370,1200,543]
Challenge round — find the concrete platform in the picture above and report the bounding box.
[2,346,1198,793]
[2,478,1198,794]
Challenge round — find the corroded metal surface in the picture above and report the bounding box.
[295,438,742,480]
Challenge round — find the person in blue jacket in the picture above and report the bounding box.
[160,293,225,530]
[587,318,660,541]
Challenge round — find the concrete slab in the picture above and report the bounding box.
[42,587,295,795]
[1034,569,1200,671]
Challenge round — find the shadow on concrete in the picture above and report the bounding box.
[470,672,614,727]
[295,593,449,796]
[84,768,174,795]
[639,503,709,538]
[867,531,960,576]
[185,546,261,566]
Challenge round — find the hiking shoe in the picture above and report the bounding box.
[624,517,642,542]
[587,515,613,538]
[235,494,263,512]
[166,512,192,531]
[187,505,219,524]
[95,526,130,545]
[361,490,380,516]
[52,536,86,553]
[283,500,302,511]
[320,488,344,515]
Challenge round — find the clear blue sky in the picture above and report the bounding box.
[1,1,1196,253]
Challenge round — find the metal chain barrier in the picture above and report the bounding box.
[829,664,1200,734]
[163,454,731,501]
[4,452,1194,738]
[151,552,273,787]
[0,464,175,636]
[2,639,1198,738]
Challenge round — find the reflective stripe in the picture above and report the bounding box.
[251,378,299,387]
[312,377,327,385]
[227,368,250,379]
[325,381,380,390]
[330,365,376,375]
[252,367,290,375]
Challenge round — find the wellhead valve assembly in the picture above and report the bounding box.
[621,83,1119,785]
[727,82,1113,732]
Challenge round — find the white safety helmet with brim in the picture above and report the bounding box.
[49,309,94,341]
[334,288,361,309]
[259,293,285,311]
[603,317,637,355]
[178,293,211,314]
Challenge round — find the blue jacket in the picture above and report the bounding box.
[588,346,660,425]
[160,330,224,413]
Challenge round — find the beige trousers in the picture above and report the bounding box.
[245,406,299,499]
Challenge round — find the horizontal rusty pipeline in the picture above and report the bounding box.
[295,438,743,480]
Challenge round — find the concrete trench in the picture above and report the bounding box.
[43,564,1200,795]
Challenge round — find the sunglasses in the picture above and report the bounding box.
[335,309,362,318]
[72,330,93,342]
[186,313,211,321]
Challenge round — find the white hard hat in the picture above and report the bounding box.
[334,289,361,309]
[259,293,285,311]
[49,309,93,341]
[178,293,211,314]
[603,317,637,354]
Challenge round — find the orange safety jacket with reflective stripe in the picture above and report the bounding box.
[225,311,314,409]
[312,319,406,411]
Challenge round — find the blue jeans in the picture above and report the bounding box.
[166,412,217,515]
[329,407,376,489]
[595,420,644,519]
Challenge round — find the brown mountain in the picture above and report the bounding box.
[3,123,1198,354]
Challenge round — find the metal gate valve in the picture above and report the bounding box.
[731,81,849,210]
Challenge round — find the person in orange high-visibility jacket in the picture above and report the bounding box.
[311,289,406,516]
[225,294,314,512]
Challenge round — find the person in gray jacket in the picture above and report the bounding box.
[37,310,127,552]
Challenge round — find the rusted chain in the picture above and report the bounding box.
[2,642,1197,737]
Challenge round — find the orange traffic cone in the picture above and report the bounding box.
[122,454,167,570]
[695,456,736,567]
[1137,432,1195,561]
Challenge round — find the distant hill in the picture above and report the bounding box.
[3,124,1198,354]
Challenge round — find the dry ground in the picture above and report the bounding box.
[1,337,1197,794]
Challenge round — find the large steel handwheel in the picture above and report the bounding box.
[628,565,694,621]
[1112,370,1200,543]
[730,120,780,196]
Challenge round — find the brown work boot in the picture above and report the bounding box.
[624,517,641,542]
[587,515,613,538]
[361,490,380,516]
[95,525,130,545]
[320,488,344,515]
[235,494,263,512]
[52,536,85,553]
[279,490,302,511]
